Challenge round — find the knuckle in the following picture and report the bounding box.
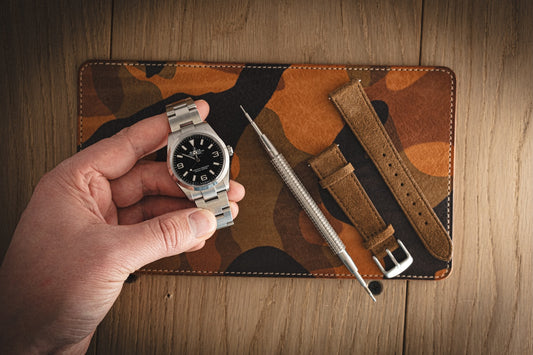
[114,126,146,157]
[154,216,192,253]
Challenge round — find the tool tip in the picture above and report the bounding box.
[239,104,254,124]
[365,286,377,302]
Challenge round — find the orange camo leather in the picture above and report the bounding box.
[79,61,455,280]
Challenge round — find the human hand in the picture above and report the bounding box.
[0,100,245,354]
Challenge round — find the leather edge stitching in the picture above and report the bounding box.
[78,61,455,280]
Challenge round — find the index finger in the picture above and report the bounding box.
[74,99,209,179]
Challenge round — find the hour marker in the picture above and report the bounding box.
[181,145,187,150]
[183,171,189,176]
[176,154,183,158]
[200,138,204,146]
[192,175,196,182]
[189,139,194,146]
[208,143,213,149]
[209,170,215,175]
[213,162,220,166]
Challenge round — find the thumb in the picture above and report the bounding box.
[121,208,217,272]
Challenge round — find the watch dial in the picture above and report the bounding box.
[172,134,225,186]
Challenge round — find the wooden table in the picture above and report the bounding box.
[1,1,532,353]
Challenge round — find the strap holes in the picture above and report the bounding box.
[382,153,386,157]
[418,212,422,215]
[394,173,398,176]
[412,201,416,206]
[400,183,404,186]
[424,221,428,225]
[388,163,392,167]
[406,193,410,196]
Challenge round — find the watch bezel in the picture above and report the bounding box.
[167,124,230,192]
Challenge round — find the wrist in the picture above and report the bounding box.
[0,331,45,355]
[0,300,92,355]
[0,332,92,355]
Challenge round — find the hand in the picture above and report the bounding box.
[0,100,245,354]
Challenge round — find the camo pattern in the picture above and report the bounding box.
[79,61,455,279]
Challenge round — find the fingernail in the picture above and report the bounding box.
[189,210,216,238]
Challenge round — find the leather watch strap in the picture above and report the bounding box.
[309,144,398,258]
[329,80,452,261]
[309,144,413,278]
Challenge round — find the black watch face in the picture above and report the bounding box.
[172,134,225,186]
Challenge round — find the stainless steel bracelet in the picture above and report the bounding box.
[166,97,203,132]
[195,190,234,229]
[166,98,234,229]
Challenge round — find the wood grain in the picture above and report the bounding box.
[405,0,533,353]
[100,276,406,354]
[99,0,423,353]
[0,1,113,353]
[1,0,532,354]
[0,0,112,257]
[110,0,422,65]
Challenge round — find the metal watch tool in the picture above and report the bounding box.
[240,105,376,302]
[166,98,234,229]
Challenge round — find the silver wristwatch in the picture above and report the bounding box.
[166,98,234,229]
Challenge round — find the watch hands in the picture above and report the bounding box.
[183,153,197,161]
[183,151,201,162]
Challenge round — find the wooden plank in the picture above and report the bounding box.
[110,0,422,65]
[0,0,113,258]
[0,1,113,353]
[405,0,533,353]
[101,275,407,354]
[100,0,423,353]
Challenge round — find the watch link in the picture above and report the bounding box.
[166,98,234,229]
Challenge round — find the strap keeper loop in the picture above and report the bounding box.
[363,224,395,251]
[319,163,354,189]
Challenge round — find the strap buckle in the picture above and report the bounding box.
[372,239,413,278]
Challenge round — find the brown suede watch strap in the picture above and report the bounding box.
[329,80,452,261]
[309,144,400,259]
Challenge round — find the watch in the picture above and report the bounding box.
[166,97,234,229]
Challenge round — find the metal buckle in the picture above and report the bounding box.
[372,239,413,278]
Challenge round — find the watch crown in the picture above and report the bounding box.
[227,145,234,157]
